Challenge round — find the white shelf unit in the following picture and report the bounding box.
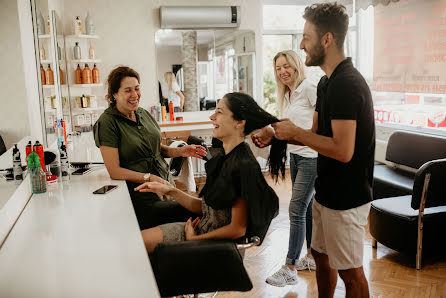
[38,34,51,39]
[66,34,99,39]
[41,59,52,64]
[71,59,101,64]
[71,83,103,88]
[71,107,105,114]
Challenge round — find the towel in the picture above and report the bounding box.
[169,141,196,192]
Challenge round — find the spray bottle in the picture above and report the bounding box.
[12,144,23,184]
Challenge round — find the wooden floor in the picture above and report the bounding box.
[193,172,446,298]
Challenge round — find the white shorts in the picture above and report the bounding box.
[311,200,371,270]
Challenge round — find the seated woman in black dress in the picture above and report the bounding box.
[135,92,287,253]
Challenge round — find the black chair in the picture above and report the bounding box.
[168,142,186,177]
[370,158,446,269]
[151,236,260,297]
[0,135,6,156]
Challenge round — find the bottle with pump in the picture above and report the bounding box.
[27,151,47,194]
[92,64,99,84]
[81,94,89,108]
[82,64,92,84]
[59,144,70,181]
[169,101,175,121]
[74,42,81,60]
[46,64,54,85]
[33,141,45,173]
[12,144,23,185]
[75,64,82,84]
[40,65,46,85]
[74,16,82,35]
[89,41,95,59]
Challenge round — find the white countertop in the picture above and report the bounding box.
[0,167,160,298]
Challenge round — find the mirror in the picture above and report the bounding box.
[155,29,256,111]
[0,0,34,209]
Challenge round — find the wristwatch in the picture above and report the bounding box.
[143,173,151,182]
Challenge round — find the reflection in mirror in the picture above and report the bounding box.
[0,0,32,209]
[155,29,256,112]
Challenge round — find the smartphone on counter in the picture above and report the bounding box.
[72,168,92,175]
[93,185,118,194]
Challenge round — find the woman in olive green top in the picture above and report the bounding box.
[94,66,206,230]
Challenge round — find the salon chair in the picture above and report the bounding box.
[151,236,260,296]
[370,158,446,269]
[0,135,6,156]
[168,142,186,177]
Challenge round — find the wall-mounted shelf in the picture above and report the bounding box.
[41,59,52,64]
[71,59,101,64]
[72,83,103,88]
[38,34,51,39]
[66,34,99,39]
[42,84,67,89]
[71,107,105,114]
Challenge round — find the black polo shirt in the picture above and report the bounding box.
[315,58,375,210]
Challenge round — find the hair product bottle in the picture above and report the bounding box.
[59,67,64,84]
[92,64,99,84]
[40,65,46,85]
[74,16,82,35]
[75,64,82,84]
[82,64,92,84]
[37,10,45,35]
[169,101,175,121]
[33,140,45,173]
[47,16,51,35]
[161,105,167,122]
[39,44,45,60]
[46,64,54,85]
[12,144,23,184]
[59,144,70,181]
[85,12,95,35]
[88,41,95,59]
[74,42,81,60]
[25,141,32,158]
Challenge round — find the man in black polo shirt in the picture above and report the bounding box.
[272,2,375,297]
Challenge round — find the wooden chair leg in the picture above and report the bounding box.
[372,238,377,248]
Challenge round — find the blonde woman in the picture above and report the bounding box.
[164,72,184,112]
[252,50,318,286]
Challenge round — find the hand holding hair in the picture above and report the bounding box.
[271,118,299,141]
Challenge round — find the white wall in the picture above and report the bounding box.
[0,0,30,149]
[156,45,182,87]
[60,0,263,109]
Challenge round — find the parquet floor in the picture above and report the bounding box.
[186,172,446,298]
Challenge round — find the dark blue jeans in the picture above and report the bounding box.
[286,153,317,265]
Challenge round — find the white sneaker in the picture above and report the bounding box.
[295,256,316,271]
[265,265,298,287]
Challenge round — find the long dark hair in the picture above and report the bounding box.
[224,92,287,182]
[106,66,140,107]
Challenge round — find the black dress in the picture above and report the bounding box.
[160,142,279,243]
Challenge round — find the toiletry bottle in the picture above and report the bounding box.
[39,44,45,60]
[46,64,54,85]
[82,64,92,84]
[25,141,32,158]
[89,41,95,59]
[40,65,46,85]
[33,140,45,173]
[161,105,167,122]
[92,64,99,84]
[74,16,82,35]
[85,12,95,35]
[59,67,64,85]
[81,94,89,108]
[157,104,162,122]
[47,16,51,35]
[169,101,175,121]
[37,10,45,35]
[59,144,70,181]
[12,144,23,184]
[75,64,82,84]
[27,151,47,194]
[74,42,81,60]
[55,120,65,149]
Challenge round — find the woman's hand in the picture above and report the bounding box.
[185,217,200,240]
[251,126,274,148]
[134,181,173,199]
[149,173,171,186]
[179,145,207,159]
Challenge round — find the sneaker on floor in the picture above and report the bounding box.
[295,256,316,271]
[265,265,298,287]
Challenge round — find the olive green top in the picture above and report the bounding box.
[93,106,173,185]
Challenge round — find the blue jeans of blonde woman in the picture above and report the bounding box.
[286,153,317,265]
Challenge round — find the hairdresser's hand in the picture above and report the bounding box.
[251,126,274,148]
[185,217,200,240]
[179,145,207,159]
[134,181,174,199]
[149,173,172,186]
[272,119,300,141]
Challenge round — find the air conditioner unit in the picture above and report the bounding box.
[160,6,240,29]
